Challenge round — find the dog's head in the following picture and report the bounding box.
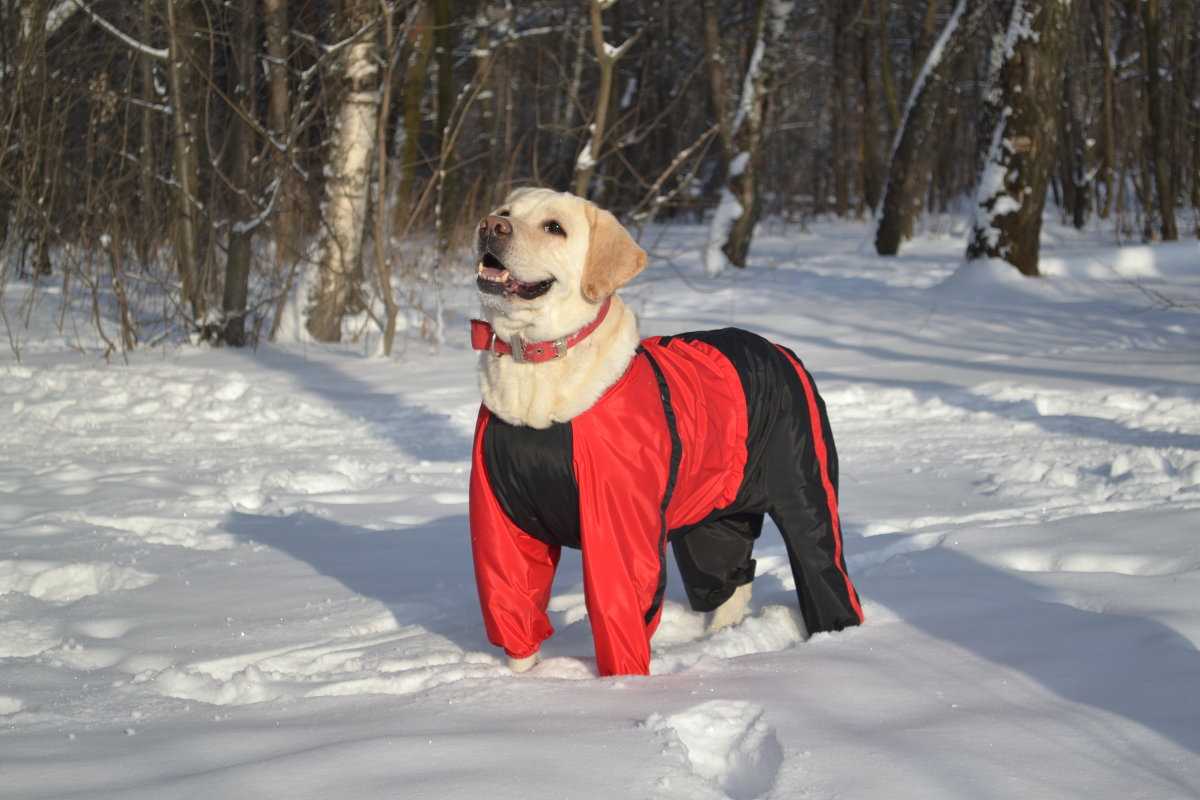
[475,188,647,339]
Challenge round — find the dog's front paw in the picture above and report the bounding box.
[507,651,541,673]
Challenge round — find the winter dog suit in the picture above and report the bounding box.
[469,328,863,676]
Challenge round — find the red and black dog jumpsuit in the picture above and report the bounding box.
[469,328,863,676]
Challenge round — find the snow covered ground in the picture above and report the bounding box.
[2,218,1199,799]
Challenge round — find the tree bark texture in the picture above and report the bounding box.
[263,0,304,269]
[223,5,257,347]
[165,0,206,322]
[859,0,883,215]
[966,0,1071,276]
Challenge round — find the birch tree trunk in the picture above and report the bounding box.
[705,0,790,273]
[966,0,1071,276]
[306,0,381,342]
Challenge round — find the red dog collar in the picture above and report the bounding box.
[470,297,612,363]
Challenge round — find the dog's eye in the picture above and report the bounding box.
[543,220,566,237]
[498,209,510,217]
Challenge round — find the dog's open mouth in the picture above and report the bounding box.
[476,252,555,300]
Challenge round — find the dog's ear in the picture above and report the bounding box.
[581,204,648,302]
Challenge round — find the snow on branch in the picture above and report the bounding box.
[69,0,167,60]
[889,0,967,164]
[46,1,80,36]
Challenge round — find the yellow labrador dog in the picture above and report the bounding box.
[468,188,862,676]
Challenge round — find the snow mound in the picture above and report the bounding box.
[1041,241,1200,280]
[930,258,1055,304]
[57,513,235,551]
[155,665,285,707]
[646,700,783,800]
[0,560,157,604]
[652,605,807,674]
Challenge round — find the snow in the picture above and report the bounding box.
[3,217,1200,798]
[703,185,744,276]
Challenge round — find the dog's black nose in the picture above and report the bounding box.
[480,214,513,239]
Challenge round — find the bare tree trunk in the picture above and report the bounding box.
[395,2,433,230]
[1061,32,1090,230]
[875,0,972,255]
[706,0,789,272]
[1141,0,1177,240]
[223,4,257,347]
[375,2,401,356]
[165,0,205,324]
[702,0,732,185]
[306,0,381,342]
[877,0,901,135]
[431,0,456,235]
[263,0,301,272]
[966,0,1072,276]
[1190,7,1200,222]
[137,0,157,264]
[1168,1,1190,219]
[830,1,850,217]
[1096,0,1116,219]
[859,0,883,215]
[573,0,639,198]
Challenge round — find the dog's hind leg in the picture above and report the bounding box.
[671,511,762,614]
[707,581,753,633]
[766,347,864,634]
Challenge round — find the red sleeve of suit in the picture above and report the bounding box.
[469,406,560,660]
[469,357,674,677]
[570,356,674,676]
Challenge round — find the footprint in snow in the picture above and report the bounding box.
[646,700,783,800]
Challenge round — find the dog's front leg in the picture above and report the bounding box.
[508,651,540,673]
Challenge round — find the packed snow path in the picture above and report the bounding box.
[2,221,1199,799]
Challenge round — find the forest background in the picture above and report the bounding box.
[2,0,1197,356]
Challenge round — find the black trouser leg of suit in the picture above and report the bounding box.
[672,511,762,613]
[766,356,863,635]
